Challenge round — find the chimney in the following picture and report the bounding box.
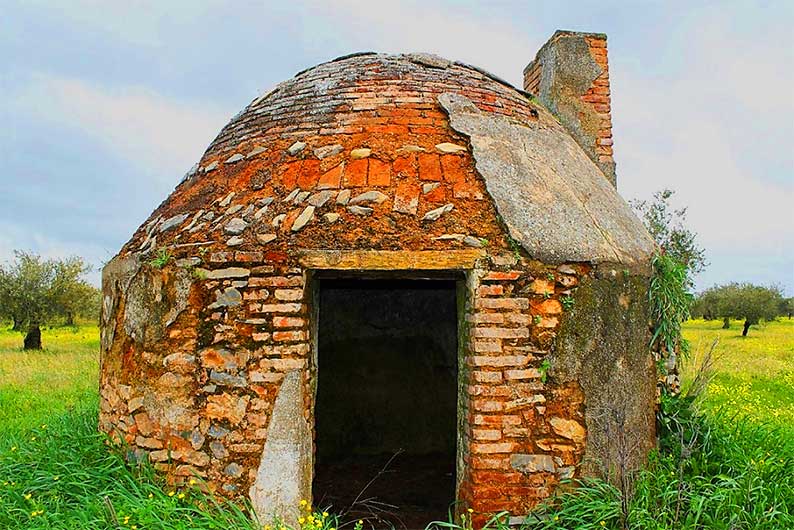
[524,30,616,186]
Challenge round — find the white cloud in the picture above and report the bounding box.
[0,221,110,286]
[303,0,539,86]
[11,73,232,183]
[19,0,223,48]
[613,10,794,268]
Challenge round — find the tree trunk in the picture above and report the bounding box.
[24,325,42,350]
[65,311,75,326]
[742,319,751,337]
[722,317,730,329]
[12,316,23,331]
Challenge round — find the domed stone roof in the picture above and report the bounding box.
[123,52,653,269]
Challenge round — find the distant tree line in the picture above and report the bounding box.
[0,251,100,349]
[691,283,791,336]
[631,190,790,338]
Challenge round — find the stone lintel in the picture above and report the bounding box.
[297,249,486,270]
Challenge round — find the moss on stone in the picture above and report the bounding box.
[551,269,656,480]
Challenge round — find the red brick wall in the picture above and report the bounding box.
[582,36,615,176]
[457,265,588,523]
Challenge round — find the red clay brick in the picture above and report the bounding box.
[474,327,530,339]
[272,316,306,328]
[317,163,343,189]
[392,181,420,215]
[272,330,307,342]
[473,429,502,441]
[472,371,503,384]
[472,442,515,454]
[418,153,442,181]
[234,251,263,262]
[297,159,320,189]
[483,271,521,281]
[249,276,303,287]
[470,355,528,367]
[478,285,504,296]
[257,303,303,314]
[343,158,368,187]
[392,155,416,177]
[476,298,530,310]
[367,158,391,186]
[441,155,466,183]
[274,289,303,301]
[423,184,446,203]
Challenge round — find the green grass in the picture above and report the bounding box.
[0,325,259,529]
[1,321,793,529]
[0,325,99,434]
[682,318,794,434]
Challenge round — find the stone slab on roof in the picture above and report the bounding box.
[438,92,654,268]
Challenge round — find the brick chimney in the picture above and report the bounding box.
[524,30,616,186]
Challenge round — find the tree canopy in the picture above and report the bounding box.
[692,283,784,336]
[0,251,99,349]
[631,189,707,286]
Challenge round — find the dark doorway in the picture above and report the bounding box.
[313,278,459,529]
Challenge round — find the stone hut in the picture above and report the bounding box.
[99,30,657,527]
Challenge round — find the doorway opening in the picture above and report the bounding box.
[313,277,459,529]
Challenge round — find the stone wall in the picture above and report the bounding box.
[99,48,655,527]
[458,262,590,519]
[101,246,657,526]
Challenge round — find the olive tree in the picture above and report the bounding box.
[780,297,793,319]
[696,283,783,336]
[631,189,707,287]
[0,251,98,349]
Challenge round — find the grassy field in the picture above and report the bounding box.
[0,321,792,529]
[0,325,99,434]
[682,318,794,434]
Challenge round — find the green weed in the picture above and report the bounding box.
[149,248,173,269]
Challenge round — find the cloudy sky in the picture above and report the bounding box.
[2,0,792,293]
